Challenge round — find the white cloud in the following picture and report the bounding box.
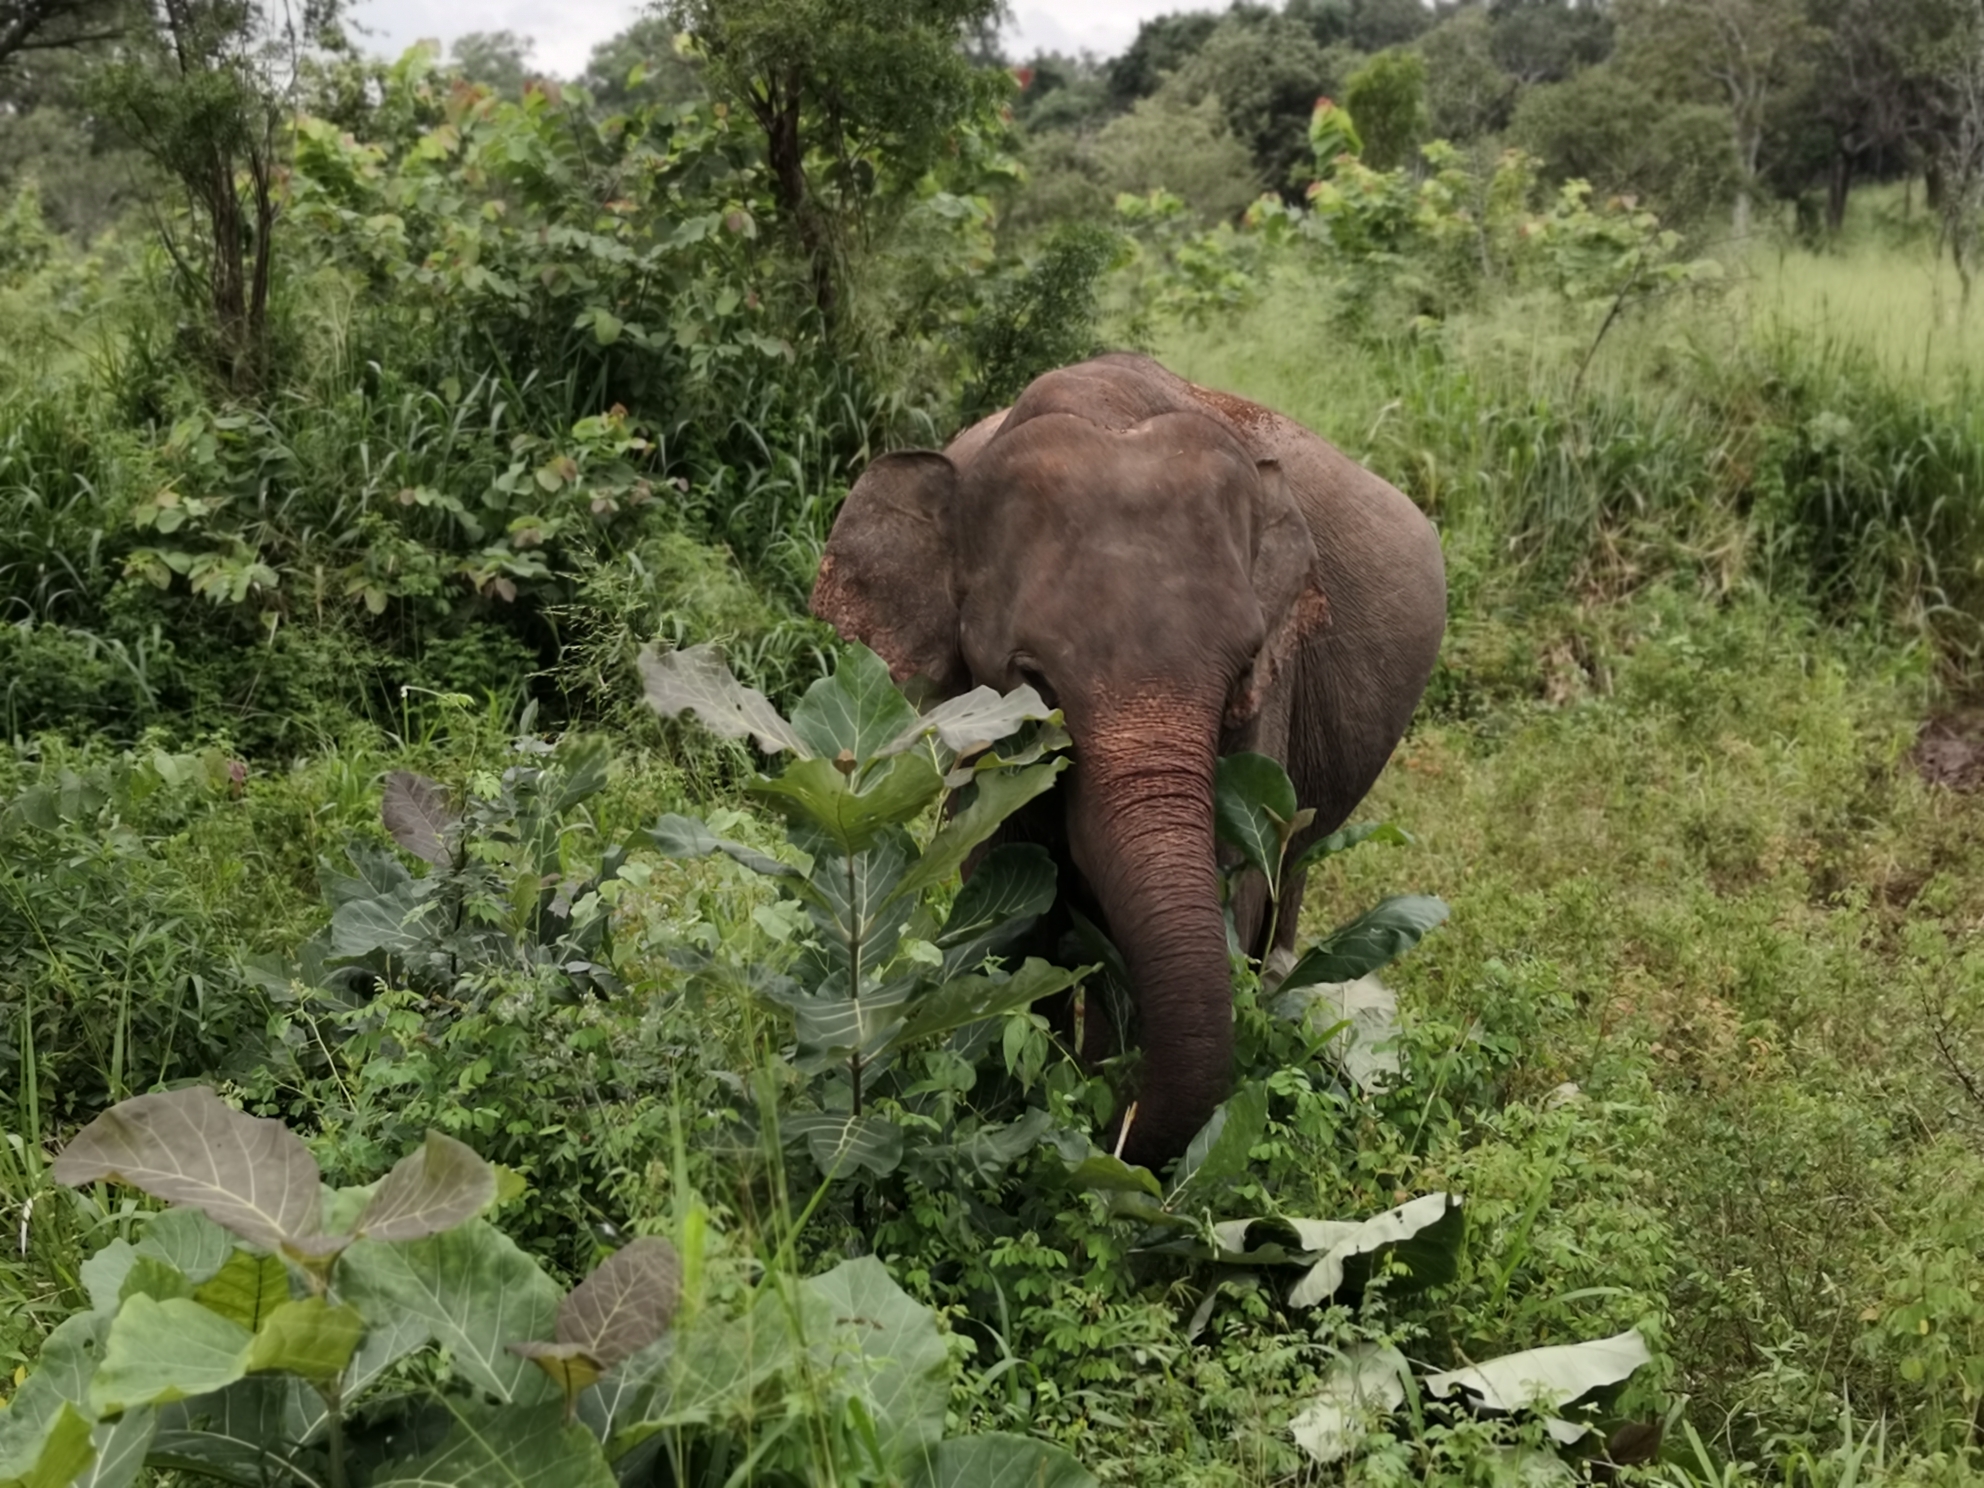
[348,0,1201,81]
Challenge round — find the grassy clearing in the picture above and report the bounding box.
[1158,241,1984,1475]
[1326,590,1984,1465]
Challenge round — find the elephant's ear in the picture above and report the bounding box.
[1229,459,1329,726]
[811,451,969,695]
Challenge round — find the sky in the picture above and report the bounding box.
[347,0,1189,83]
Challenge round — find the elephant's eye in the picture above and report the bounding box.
[1014,661,1059,711]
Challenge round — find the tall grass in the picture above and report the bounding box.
[1163,235,1984,678]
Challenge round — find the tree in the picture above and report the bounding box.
[1416,7,1517,141]
[1105,9,1220,107]
[1916,0,1984,296]
[94,0,341,386]
[1510,61,1738,222]
[1095,82,1262,219]
[1344,47,1428,171]
[1172,10,1344,189]
[1286,0,1352,45]
[1011,50,1111,135]
[664,0,1007,320]
[1001,82,1261,238]
[1347,0,1437,50]
[1616,0,1821,237]
[1486,0,1614,84]
[0,0,124,72]
[447,28,533,97]
[578,14,705,111]
[0,38,150,236]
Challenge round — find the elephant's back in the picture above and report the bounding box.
[994,353,1207,437]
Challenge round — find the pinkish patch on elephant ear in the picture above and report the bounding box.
[1226,581,1331,727]
[811,553,936,685]
[808,450,968,694]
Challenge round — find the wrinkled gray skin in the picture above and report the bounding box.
[811,353,1445,1168]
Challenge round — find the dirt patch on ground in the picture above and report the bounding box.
[1914,712,1984,792]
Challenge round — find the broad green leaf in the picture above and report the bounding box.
[118,1255,196,1305]
[934,843,1057,977]
[1484,1445,1582,1482]
[1286,820,1411,880]
[547,737,611,815]
[193,1252,288,1328]
[91,1295,252,1414]
[906,1432,1099,1488]
[352,1131,496,1241]
[910,1109,1056,1187]
[381,771,457,866]
[1063,1150,1163,1199]
[244,1299,366,1382]
[241,1292,431,1452]
[77,1406,155,1488]
[944,720,1074,786]
[1278,896,1450,993]
[1289,1344,1410,1465]
[340,1295,433,1400]
[334,1222,561,1406]
[784,1113,905,1179]
[147,1377,324,1483]
[321,841,414,909]
[646,813,800,880]
[554,1237,682,1369]
[884,683,1058,756]
[1287,1194,1464,1307]
[790,644,920,760]
[506,1341,604,1399]
[886,759,1067,908]
[1423,1329,1651,1416]
[796,828,915,979]
[80,1241,136,1315]
[328,883,436,957]
[621,1288,792,1436]
[782,981,916,1072]
[575,1331,672,1444]
[1214,752,1301,890]
[0,1403,94,1488]
[942,847,1058,931]
[0,1316,107,1480]
[133,1207,232,1284]
[750,753,945,854]
[892,959,1082,1048]
[637,643,804,754]
[1270,972,1401,1094]
[53,1088,323,1252]
[370,1398,616,1488]
[799,1258,950,1463]
[1167,1083,1269,1206]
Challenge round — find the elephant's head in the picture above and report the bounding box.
[811,409,1325,1165]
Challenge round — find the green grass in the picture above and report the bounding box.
[1154,241,1984,1474]
[1321,590,1984,1470]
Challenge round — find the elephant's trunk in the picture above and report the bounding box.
[1066,688,1233,1170]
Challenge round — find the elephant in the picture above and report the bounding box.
[811,352,1445,1168]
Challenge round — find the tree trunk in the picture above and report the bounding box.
[1732,114,1757,239]
[754,67,836,322]
[1065,693,1232,1169]
[1826,146,1852,235]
